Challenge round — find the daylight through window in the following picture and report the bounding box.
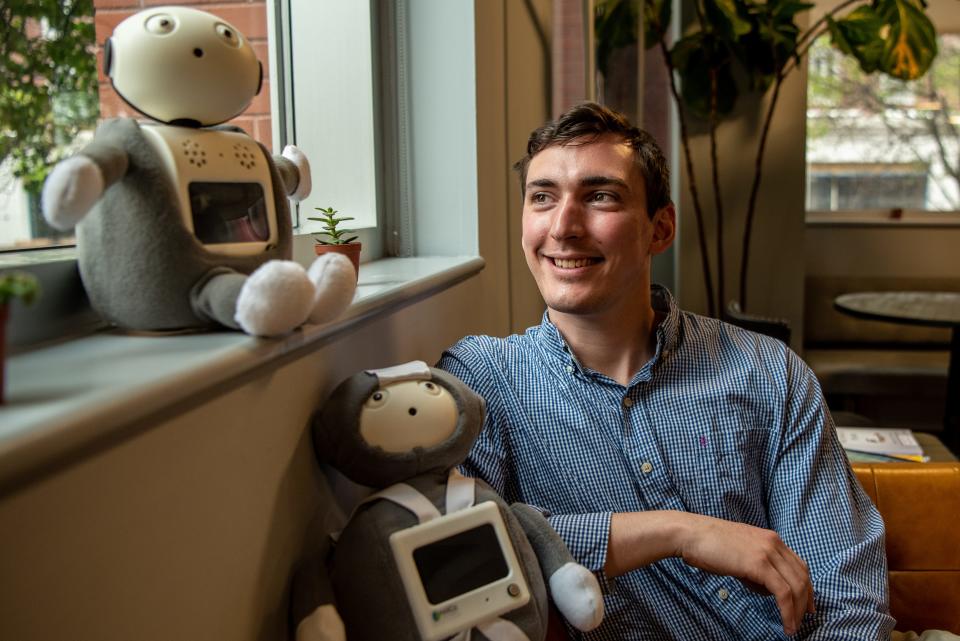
[806,33,960,213]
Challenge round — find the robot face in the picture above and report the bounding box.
[106,6,261,126]
[359,380,459,453]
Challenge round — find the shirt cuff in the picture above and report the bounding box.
[548,511,616,594]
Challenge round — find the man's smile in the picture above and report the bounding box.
[548,256,603,270]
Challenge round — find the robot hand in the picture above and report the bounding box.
[548,562,604,632]
[281,145,312,201]
[295,604,346,641]
[41,155,105,231]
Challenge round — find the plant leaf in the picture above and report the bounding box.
[642,0,671,49]
[874,0,937,80]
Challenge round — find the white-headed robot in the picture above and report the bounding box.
[41,6,356,336]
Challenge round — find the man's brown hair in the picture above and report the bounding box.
[514,102,671,218]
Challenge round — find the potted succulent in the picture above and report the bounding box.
[309,206,361,276]
[0,271,40,404]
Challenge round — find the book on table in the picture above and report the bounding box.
[835,427,928,463]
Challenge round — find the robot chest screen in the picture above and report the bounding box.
[141,124,279,256]
[188,182,269,244]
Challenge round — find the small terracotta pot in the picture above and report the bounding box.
[314,242,362,277]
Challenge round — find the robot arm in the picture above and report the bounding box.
[276,145,312,201]
[41,142,129,230]
[291,543,346,641]
[510,502,604,633]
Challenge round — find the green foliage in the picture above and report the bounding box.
[308,207,358,246]
[595,0,641,79]
[0,271,40,306]
[0,0,98,195]
[634,0,936,119]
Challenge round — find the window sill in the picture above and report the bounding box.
[806,210,960,228]
[0,254,484,496]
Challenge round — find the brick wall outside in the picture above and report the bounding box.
[92,0,272,150]
[552,0,587,118]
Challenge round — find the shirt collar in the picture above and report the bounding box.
[534,284,682,382]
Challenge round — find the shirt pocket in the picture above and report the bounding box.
[676,425,771,528]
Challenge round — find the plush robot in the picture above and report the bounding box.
[292,361,604,641]
[41,6,356,336]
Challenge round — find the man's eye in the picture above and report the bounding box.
[531,193,549,204]
[590,192,614,202]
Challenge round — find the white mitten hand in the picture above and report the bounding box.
[306,253,356,325]
[41,155,104,230]
[282,144,312,201]
[548,562,604,632]
[295,604,346,641]
[235,260,315,336]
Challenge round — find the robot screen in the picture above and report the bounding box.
[412,523,510,605]
[188,182,270,244]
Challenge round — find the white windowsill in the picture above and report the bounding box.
[806,210,960,228]
[0,254,484,495]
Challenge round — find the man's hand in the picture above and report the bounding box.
[606,510,815,636]
[676,514,815,636]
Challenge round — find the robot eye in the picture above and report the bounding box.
[365,389,389,409]
[420,381,442,396]
[215,23,241,47]
[144,14,176,35]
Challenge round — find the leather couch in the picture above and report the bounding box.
[853,462,960,634]
[546,461,960,639]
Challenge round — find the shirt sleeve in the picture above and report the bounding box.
[438,339,616,589]
[772,351,894,640]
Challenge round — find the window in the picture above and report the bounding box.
[0,1,276,253]
[806,33,960,213]
[0,1,97,251]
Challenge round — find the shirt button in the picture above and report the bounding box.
[622,397,634,408]
[640,461,653,474]
[717,587,729,601]
[566,365,574,374]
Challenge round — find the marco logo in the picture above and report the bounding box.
[431,604,459,622]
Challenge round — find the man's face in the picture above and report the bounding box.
[520,135,674,318]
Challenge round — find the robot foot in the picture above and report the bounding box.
[235,260,316,336]
[548,562,604,632]
[306,253,357,325]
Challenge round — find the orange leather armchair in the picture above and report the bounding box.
[852,462,960,634]
[546,462,960,639]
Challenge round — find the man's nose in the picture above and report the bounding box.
[549,196,584,240]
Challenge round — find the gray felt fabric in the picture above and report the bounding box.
[273,155,300,196]
[75,118,293,331]
[510,502,576,584]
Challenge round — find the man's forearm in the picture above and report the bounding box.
[604,510,687,576]
[605,509,815,636]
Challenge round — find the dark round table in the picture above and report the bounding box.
[834,291,960,452]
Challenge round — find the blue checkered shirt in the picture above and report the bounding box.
[438,286,891,640]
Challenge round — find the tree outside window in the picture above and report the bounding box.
[807,33,960,213]
[0,0,98,248]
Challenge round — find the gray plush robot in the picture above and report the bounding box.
[41,6,356,336]
[292,361,603,641]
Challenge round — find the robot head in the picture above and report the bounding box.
[104,6,262,127]
[313,365,486,489]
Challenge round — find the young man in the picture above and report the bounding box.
[438,103,890,639]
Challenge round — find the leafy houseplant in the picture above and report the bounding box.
[0,271,40,404]
[309,206,362,275]
[596,0,937,318]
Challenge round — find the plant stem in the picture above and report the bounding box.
[659,36,716,317]
[709,67,725,314]
[739,71,784,311]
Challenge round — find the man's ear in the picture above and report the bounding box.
[650,203,676,255]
